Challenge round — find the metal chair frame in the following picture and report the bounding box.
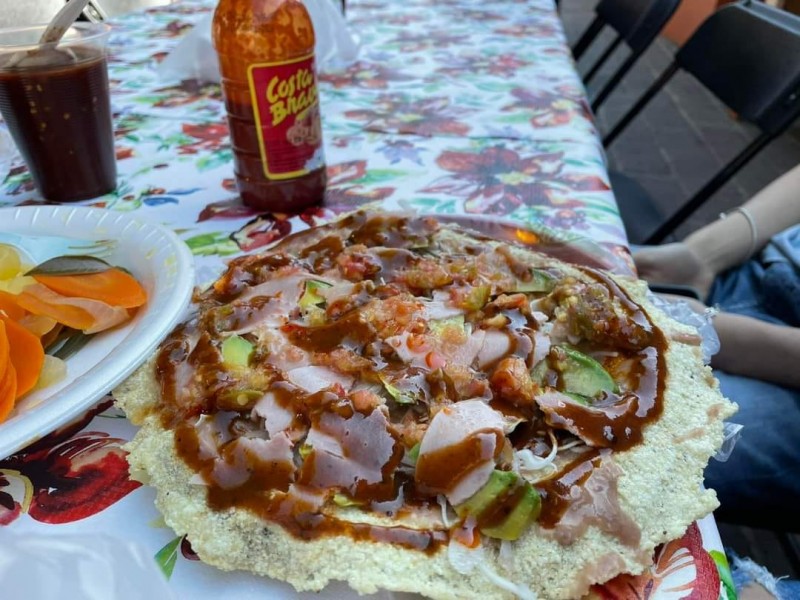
[571,0,681,112]
[604,1,800,244]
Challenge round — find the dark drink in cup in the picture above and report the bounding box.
[0,23,116,202]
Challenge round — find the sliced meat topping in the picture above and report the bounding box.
[287,366,354,395]
[415,400,505,504]
[538,452,640,548]
[300,408,399,494]
[252,389,296,438]
[211,433,295,491]
[258,329,311,371]
[476,329,512,369]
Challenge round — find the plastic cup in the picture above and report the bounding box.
[0,23,116,202]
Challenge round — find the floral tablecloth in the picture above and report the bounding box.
[0,0,734,598]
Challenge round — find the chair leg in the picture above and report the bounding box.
[603,62,679,147]
[583,35,623,86]
[572,17,604,60]
[591,51,641,112]
[644,131,776,244]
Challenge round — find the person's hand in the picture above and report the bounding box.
[633,242,715,299]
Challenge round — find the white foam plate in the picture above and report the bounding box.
[0,206,194,459]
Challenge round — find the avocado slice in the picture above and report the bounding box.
[480,483,541,541]
[532,346,618,401]
[405,442,421,465]
[530,358,549,385]
[429,315,465,338]
[460,285,491,311]
[454,469,517,520]
[558,346,618,398]
[299,280,332,309]
[380,375,416,405]
[221,334,253,367]
[514,269,556,293]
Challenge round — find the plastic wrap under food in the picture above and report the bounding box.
[430,214,636,276]
[646,292,743,463]
[1,532,176,600]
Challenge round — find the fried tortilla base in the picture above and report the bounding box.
[115,228,736,600]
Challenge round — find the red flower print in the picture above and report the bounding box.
[461,9,504,20]
[389,31,471,52]
[327,160,368,187]
[197,198,260,222]
[0,400,140,526]
[319,62,414,90]
[116,147,134,161]
[151,20,194,38]
[181,536,200,561]
[345,94,472,137]
[179,122,230,155]
[541,208,587,230]
[421,146,609,217]
[323,160,395,212]
[299,206,337,227]
[0,470,27,525]
[493,22,559,38]
[593,523,720,600]
[230,215,293,252]
[436,53,530,79]
[504,87,593,128]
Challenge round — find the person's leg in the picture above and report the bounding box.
[705,370,800,529]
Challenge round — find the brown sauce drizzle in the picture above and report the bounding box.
[299,235,344,272]
[537,450,600,529]
[154,212,667,550]
[579,267,667,441]
[175,422,447,554]
[415,431,502,494]
[539,345,661,450]
[283,311,376,353]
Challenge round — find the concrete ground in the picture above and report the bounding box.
[560,0,800,242]
[558,0,800,580]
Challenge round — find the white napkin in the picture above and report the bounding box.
[158,0,359,83]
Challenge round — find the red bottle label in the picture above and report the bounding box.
[248,54,324,180]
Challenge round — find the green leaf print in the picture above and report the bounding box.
[351,169,409,185]
[133,95,170,106]
[408,198,457,213]
[185,232,240,257]
[496,113,535,124]
[196,150,233,172]
[154,535,182,580]
[475,82,513,93]
[709,550,737,600]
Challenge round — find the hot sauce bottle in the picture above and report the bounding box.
[213,0,327,212]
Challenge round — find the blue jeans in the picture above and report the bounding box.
[704,260,800,528]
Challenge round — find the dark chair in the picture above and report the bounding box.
[571,0,681,112]
[604,1,800,244]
